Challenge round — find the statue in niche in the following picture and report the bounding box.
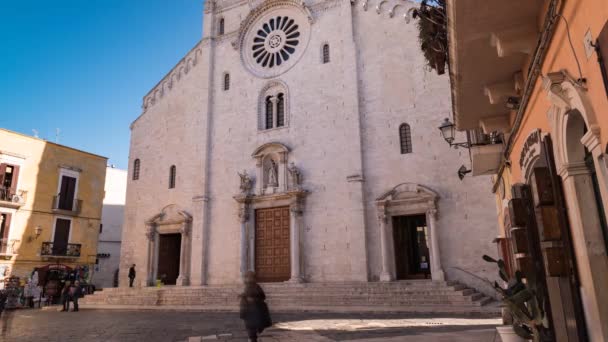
[287,162,301,189]
[238,170,253,194]
[267,160,278,187]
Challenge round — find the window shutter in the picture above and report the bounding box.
[10,165,19,194]
[0,164,6,197]
[597,21,608,97]
[1,213,11,241]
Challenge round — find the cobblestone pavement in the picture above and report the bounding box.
[0,308,500,342]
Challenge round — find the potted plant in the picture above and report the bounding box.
[482,255,546,342]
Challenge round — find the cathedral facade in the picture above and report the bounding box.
[120,0,498,294]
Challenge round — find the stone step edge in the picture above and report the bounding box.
[78,303,501,316]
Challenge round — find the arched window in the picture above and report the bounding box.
[265,96,273,129]
[219,18,225,35]
[277,93,285,127]
[169,165,176,189]
[259,81,289,131]
[133,159,140,180]
[322,44,330,64]
[399,123,412,154]
[223,73,230,91]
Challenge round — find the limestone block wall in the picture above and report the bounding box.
[203,0,367,284]
[351,2,499,295]
[120,47,209,287]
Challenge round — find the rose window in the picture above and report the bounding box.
[251,16,300,68]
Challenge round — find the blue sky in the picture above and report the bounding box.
[0,0,203,168]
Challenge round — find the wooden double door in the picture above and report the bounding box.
[255,207,290,282]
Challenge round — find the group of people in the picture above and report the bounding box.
[60,280,83,312]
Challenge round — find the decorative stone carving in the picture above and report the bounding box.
[287,162,301,189]
[238,204,250,223]
[238,169,253,194]
[145,225,156,241]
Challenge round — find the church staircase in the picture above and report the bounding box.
[80,280,499,315]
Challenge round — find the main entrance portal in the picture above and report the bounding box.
[255,207,290,282]
[393,215,430,280]
[157,233,181,285]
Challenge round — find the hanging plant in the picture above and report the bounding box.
[411,0,447,75]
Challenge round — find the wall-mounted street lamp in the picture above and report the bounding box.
[438,118,472,149]
[28,226,43,243]
[438,118,473,180]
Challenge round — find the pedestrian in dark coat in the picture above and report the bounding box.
[239,271,272,342]
[60,281,71,312]
[128,264,136,288]
[70,281,83,312]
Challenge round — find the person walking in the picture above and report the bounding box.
[239,271,272,342]
[60,281,71,312]
[70,281,82,312]
[128,264,136,288]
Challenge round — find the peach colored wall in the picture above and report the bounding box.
[509,0,608,182]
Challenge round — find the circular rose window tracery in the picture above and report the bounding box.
[241,6,311,78]
[251,16,300,68]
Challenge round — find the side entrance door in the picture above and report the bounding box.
[393,215,430,280]
[157,233,181,285]
[255,207,290,282]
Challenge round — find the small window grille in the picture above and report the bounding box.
[265,96,273,129]
[224,73,230,91]
[399,123,412,154]
[219,18,225,35]
[322,44,330,64]
[133,159,140,180]
[169,165,176,189]
[277,93,285,127]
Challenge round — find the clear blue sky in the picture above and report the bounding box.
[0,0,204,169]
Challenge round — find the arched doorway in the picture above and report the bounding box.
[544,71,608,340]
[376,183,443,281]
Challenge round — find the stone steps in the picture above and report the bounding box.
[81,281,497,314]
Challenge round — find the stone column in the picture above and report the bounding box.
[238,203,250,279]
[279,152,288,192]
[256,158,264,195]
[145,223,156,286]
[176,222,191,286]
[289,200,303,283]
[427,208,445,281]
[271,96,278,128]
[378,205,392,282]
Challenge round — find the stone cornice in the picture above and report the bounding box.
[137,40,205,117]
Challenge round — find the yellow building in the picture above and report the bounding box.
[446,0,608,340]
[0,128,107,286]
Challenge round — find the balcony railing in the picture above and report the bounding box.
[0,188,27,207]
[0,239,11,255]
[52,195,82,215]
[41,242,81,257]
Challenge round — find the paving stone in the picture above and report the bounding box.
[0,309,500,342]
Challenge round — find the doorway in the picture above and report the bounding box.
[157,233,181,285]
[393,215,430,280]
[255,207,290,282]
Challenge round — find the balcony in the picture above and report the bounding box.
[41,242,81,258]
[52,195,82,215]
[0,188,27,208]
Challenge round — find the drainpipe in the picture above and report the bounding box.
[492,0,562,192]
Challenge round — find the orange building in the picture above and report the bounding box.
[447,0,608,340]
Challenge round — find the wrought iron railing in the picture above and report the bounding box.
[0,188,27,205]
[52,195,82,214]
[40,242,81,257]
[0,239,10,254]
